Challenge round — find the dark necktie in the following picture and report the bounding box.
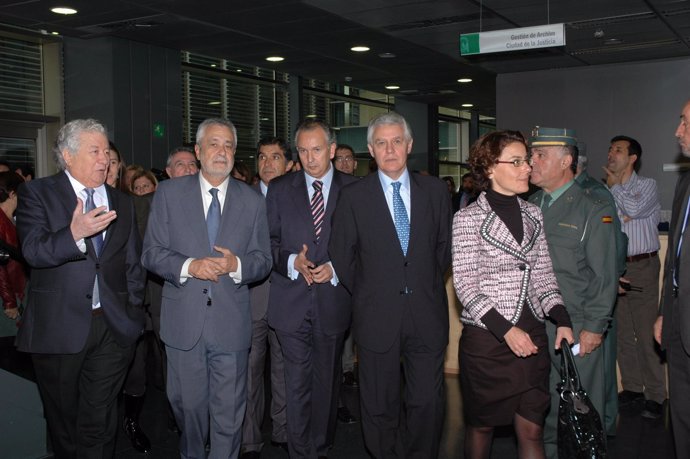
[84,188,103,256]
[675,196,690,287]
[392,182,410,256]
[541,193,552,210]
[207,188,221,251]
[84,188,102,306]
[311,180,324,241]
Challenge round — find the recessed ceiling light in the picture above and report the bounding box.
[210,64,217,67]
[378,52,396,59]
[236,69,242,72]
[51,31,59,35]
[51,7,77,15]
[457,78,472,83]
[351,46,370,52]
[461,103,474,108]
[266,56,284,62]
[306,114,317,118]
[385,85,400,90]
[208,101,221,106]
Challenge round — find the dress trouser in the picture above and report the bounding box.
[616,255,666,403]
[32,314,134,459]
[242,311,287,452]
[275,316,344,459]
[667,298,690,459]
[358,302,445,459]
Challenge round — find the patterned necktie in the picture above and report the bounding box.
[311,180,324,241]
[541,193,552,210]
[207,188,221,250]
[84,188,102,306]
[84,188,103,256]
[392,182,410,256]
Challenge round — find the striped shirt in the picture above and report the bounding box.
[610,171,660,256]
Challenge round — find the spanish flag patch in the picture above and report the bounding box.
[602,216,613,224]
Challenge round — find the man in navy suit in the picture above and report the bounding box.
[329,112,452,458]
[241,137,293,458]
[266,119,357,458]
[15,118,146,458]
[142,118,272,458]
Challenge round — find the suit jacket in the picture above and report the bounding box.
[661,170,690,353]
[452,192,563,328]
[249,183,270,321]
[528,183,617,334]
[15,172,146,354]
[141,174,272,352]
[266,169,357,335]
[329,172,452,353]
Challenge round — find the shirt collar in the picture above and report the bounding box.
[260,180,268,197]
[305,164,334,190]
[64,170,107,200]
[546,179,575,203]
[198,172,229,196]
[377,168,410,192]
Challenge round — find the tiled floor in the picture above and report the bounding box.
[1,339,677,458]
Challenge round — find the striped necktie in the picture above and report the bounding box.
[392,181,410,255]
[311,180,324,241]
[207,188,221,251]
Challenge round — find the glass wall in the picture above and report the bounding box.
[181,52,290,173]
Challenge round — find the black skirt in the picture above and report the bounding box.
[459,307,551,427]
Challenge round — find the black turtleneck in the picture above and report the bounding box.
[486,188,523,244]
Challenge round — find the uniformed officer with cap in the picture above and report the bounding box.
[527,126,618,458]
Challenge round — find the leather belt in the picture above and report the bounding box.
[626,251,657,263]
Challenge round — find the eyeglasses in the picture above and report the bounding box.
[496,158,531,168]
[335,156,354,163]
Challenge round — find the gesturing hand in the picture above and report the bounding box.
[70,198,117,241]
[294,244,315,285]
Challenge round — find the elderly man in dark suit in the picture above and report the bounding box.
[240,137,293,458]
[142,118,272,459]
[329,111,452,458]
[655,99,690,458]
[15,118,146,458]
[266,119,357,458]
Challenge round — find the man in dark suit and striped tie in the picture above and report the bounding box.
[266,119,357,458]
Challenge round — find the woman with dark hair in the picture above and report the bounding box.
[231,161,252,184]
[107,141,126,190]
[0,171,27,329]
[452,131,574,459]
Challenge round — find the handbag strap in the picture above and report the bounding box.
[559,338,582,392]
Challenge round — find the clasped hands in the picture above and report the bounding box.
[70,198,117,241]
[504,325,576,358]
[294,244,333,286]
[189,246,238,282]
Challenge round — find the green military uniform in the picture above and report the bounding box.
[576,170,628,435]
[529,181,618,458]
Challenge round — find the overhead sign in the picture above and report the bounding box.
[460,23,565,56]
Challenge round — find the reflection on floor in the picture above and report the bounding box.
[1,342,677,459]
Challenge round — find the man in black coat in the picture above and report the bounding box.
[329,111,452,458]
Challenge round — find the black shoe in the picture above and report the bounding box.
[641,400,663,419]
[240,452,261,459]
[342,371,358,387]
[618,390,644,406]
[271,441,289,454]
[122,394,151,453]
[337,406,358,424]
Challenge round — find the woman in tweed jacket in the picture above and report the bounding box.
[452,131,574,459]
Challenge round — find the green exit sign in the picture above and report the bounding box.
[153,123,165,138]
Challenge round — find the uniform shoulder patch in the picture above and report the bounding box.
[601,216,613,224]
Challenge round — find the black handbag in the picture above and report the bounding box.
[557,338,607,459]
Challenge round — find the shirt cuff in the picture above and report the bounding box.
[480,308,513,342]
[229,257,242,284]
[76,238,86,253]
[180,258,193,283]
[548,304,572,328]
[288,253,299,280]
[327,261,338,286]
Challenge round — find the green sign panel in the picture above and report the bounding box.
[460,33,480,56]
[153,123,165,138]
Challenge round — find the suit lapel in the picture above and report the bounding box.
[290,171,314,233]
[100,186,118,254]
[217,179,247,245]
[181,176,210,251]
[408,173,424,257]
[673,173,690,251]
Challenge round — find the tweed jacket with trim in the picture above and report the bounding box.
[452,192,563,329]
